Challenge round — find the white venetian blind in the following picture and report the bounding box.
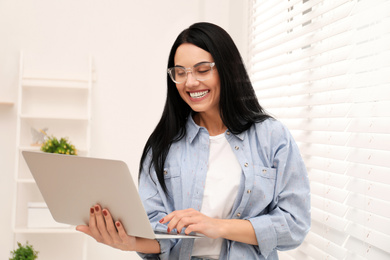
[248,0,390,259]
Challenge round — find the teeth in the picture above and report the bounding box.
[190,91,208,98]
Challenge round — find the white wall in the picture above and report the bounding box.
[0,0,248,259]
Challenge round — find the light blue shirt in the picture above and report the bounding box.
[138,116,310,260]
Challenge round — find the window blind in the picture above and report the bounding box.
[248,0,390,259]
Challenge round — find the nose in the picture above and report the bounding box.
[185,71,199,87]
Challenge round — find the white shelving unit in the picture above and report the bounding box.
[12,51,93,260]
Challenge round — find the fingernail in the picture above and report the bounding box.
[116,222,121,227]
[94,206,99,212]
[159,218,164,223]
[90,207,94,214]
[103,210,108,216]
[167,228,170,233]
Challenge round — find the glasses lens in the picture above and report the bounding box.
[170,67,186,83]
[168,62,214,83]
[194,63,213,81]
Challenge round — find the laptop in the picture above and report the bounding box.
[22,150,201,239]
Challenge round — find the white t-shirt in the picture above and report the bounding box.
[191,133,242,259]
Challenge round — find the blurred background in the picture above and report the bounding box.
[1,1,389,260]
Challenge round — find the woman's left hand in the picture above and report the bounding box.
[159,208,224,239]
[76,204,137,251]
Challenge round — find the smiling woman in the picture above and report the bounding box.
[77,22,311,260]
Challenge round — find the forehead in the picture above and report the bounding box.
[174,43,213,66]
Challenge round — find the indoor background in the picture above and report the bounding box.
[1,0,389,260]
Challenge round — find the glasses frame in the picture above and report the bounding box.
[167,62,216,84]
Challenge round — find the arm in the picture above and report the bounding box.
[249,122,311,257]
[160,209,258,245]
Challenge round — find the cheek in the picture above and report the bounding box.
[176,85,188,99]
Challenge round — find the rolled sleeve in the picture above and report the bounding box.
[137,239,172,260]
[249,215,277,258]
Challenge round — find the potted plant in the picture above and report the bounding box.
[40,135,77,155]
[9,241,39,260]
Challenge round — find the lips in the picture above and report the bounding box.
[189,90,209,99]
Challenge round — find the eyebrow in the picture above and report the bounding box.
[174,61,213,68]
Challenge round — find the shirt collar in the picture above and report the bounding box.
[186,114,202,144]
[185,114,246,143]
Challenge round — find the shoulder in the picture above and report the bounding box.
[245,118,298,155]
[251,118,291,139]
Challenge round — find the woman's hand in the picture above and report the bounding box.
[160,208,258,245]
[159,208,224,239]
[76,204,137,251]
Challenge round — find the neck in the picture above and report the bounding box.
[193,112,227,136]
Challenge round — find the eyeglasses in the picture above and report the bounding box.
[167,62,215,84]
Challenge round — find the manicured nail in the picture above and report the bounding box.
[159,218,164,223]
[103,210,108,216]
[116,222,121,227]
[167,228,170,233]
[90,207,94,214]
[94,206,99,212]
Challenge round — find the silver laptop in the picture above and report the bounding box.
[22,151,201,239]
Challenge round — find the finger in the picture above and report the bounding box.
[76,225,92,236]
[185,223,202,235]
[159,213,173,224]
[115,221,128,241]
[166,213,183,233]
[176,215,196,233]
[115,221,137,251]
[102,208,122,244]
[94,204,112,242]
[160,208,192,224]
[88,206,103,241]
[166,208,196,233]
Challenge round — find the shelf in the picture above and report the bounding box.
[14,227,79,234]
[22,81,89,90]
[16,178,36,184]
[20,114,90,121]
[0,101,14,106]
[12,52,93,260]
[19,146,41,151]
[23,71,91,82]
[19,146,87,153]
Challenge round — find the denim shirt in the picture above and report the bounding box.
[138,116,311,260]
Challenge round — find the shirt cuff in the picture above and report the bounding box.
[248,215,277,259]
[137,239,172,260]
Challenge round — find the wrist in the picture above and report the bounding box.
[134,237,160,254]
[218,219,230,239]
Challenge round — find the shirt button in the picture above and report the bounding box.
[262,169,267,173]
[235,146,239,150]
[226,131,231,135]
[247,190,252,194]
[236,213,241,218]
[163,170,168,175]
[244,163,249,167]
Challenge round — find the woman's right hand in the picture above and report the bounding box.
[76,204,137,251]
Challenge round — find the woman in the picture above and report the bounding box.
[77,22,310,260]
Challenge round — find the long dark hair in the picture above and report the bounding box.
[139,22,271,193]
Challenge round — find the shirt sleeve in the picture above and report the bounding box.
[136,154,178,260]
[249,122,311,258]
